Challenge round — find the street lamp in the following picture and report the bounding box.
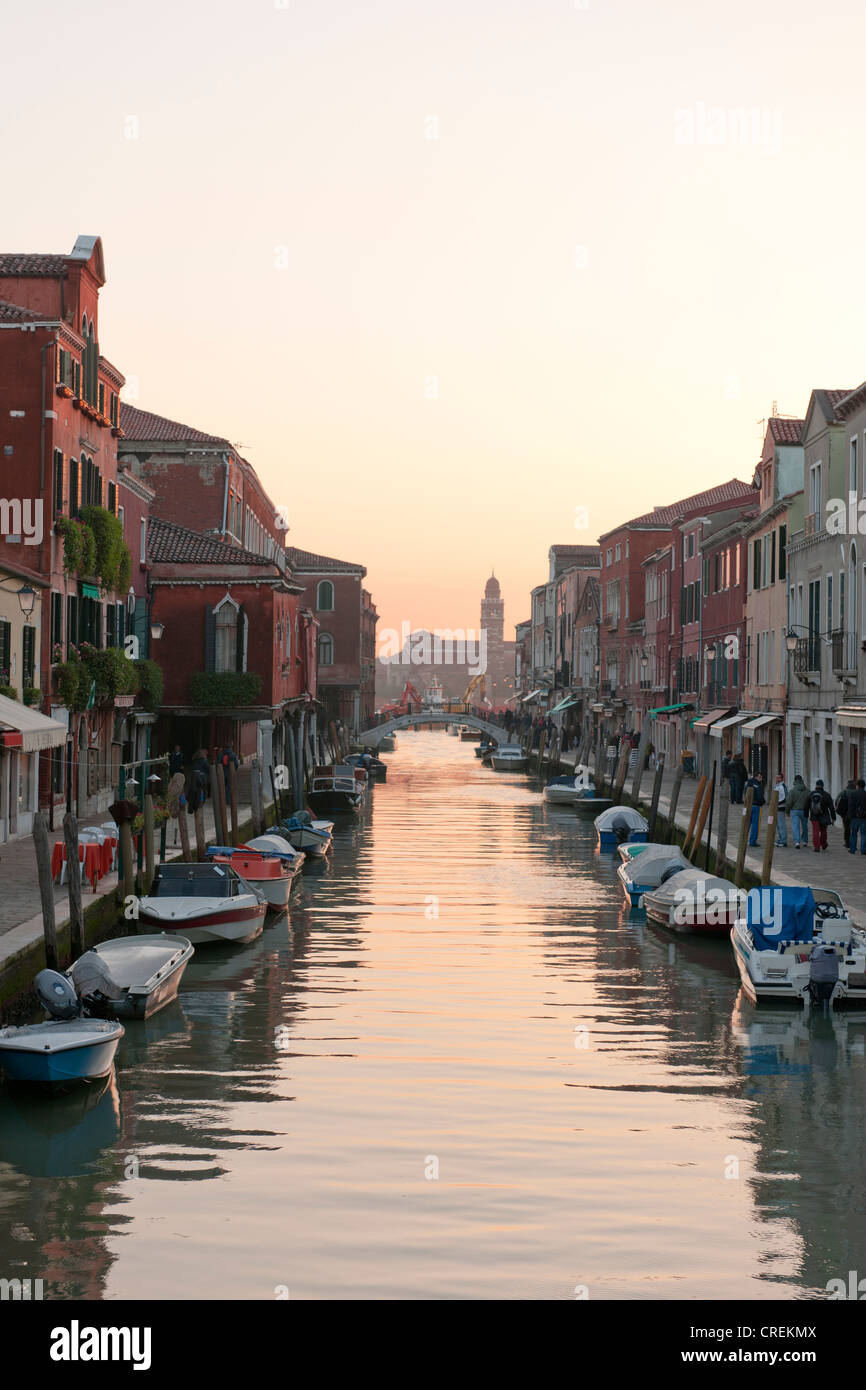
[17,584,36,618]
[150,620,165,642]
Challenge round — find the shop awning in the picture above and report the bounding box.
[520,688,548,703]
[692,707,733,732]
[0,694,67,752]
[739,713,782,734]
[548,695,579,715]
[710,712,752,737]
[836,706,866,730]
[648,702,693,718]
[80,582,100,600]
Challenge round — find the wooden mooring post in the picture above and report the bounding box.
[683,776,707,855]
[666,765,685,843]
[63,811,85,959]
[32,812,59,971]
[689,778,714,863]
[714,783,731,875]
[647,754,665,839]
[734,786,755,889]
[761,790,779,886]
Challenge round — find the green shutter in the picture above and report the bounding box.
[0,621,10,681]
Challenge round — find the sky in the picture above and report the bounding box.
[4,0,866,643]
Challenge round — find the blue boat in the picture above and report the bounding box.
[594,805,648,852]
[615,842,691,905]
[0,971,124,1088]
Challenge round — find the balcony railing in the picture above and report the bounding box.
[792,637,820,677]
[804,512,819,537]
[831,629,858,675]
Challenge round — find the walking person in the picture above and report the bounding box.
[787,774,810,848]
[746,770,765,846]
[168,743,184,777]
[220,740,239,797]
[848,779,866,854]
[836,779,856,850]
[808,779,836,852]
[774,770,788,846]
[731,754,748,804]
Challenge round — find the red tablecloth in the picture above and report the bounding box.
[50,839,114,891]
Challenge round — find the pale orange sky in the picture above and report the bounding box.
[5,0,866,637]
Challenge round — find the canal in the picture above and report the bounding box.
[0,730,862,1300]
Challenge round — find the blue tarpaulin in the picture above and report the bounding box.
[747,886,816,951]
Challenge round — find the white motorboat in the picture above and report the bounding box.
[68,935,194,1020]
[378,733,397,752]
[278,813,333,857]
[490,745,527,771]
[642,866,742,935]
[731,886,866,1006]
[138,862,267,946]
[616,843,692,906]
[0,971,124,1087]
[543,765,612,812]
[594,806,648,851]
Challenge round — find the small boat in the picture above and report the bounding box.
[244,833,307,884]
[208,845,300,911]
[378,734,397,752]
[474,739,496,758]
[446,724,459,737]
[0,971,124,1087]
[616,843,692,906]
[307,764,366,815]
[490,744,527,771]
[346,752,387,781]
[642,866,740,934]
[594,806,648,851]
[68,935,194,1020]
[731,886,866,1006]
[278,811,333,857]
[543,765,611,812]
[459,726,482,742]
[138,862,267,946]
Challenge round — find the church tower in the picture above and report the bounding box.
[480,573,504,691]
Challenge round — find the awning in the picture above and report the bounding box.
[520,688,549,703]
[648,702,693,719]
[710,712,752,737]
[739,713,782,735]
[590,702,604,712]
[80,582,100,600]
[548,695,579,715]
[836,706,866,730]
[692,707,733,732]
[0,694,67,752]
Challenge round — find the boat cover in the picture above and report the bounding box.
[620,844,690,886]
[642,867,734,913]
[747,886,816,952]
[69,951,123,1002]
[595,806,647,833]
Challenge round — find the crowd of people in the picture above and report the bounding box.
[719,752,866,854]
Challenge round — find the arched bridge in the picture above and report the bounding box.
[358,711,505,746]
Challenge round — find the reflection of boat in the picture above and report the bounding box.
[491,745,527,771]
[642,867,739,935]
[616,843,691,906]
[0,1071,121,1176]
[68,934,194,1020]
[731,886,866,1006]
[0,972,124,1087]
[307,764,366,814]
[594,806,648,851]
[139,862,267,945]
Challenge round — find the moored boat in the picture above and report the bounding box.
[139,862,267,946]
[594,806,648,851]
[278,811,334,857]
[642,866,741,934]
[0,971,124,1087]
[459,726,482,742]
[347,752,387,781]
[731,886,866,1006]
[378,734,397,751]
[490,744,527,771]
[208,845,300,911]
[68,935,194,1020]
[616,843,692,906]
[307,764,366,815]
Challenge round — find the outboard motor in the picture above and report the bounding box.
[659,861,687,885]
[808,945,839,1011]
[610,815,631,843]
[34,969,81,1021]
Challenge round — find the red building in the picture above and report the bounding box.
[0,235,133,817]
[287,548,377,734]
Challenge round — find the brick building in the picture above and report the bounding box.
[287,548,376,734]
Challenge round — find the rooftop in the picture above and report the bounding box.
[600,478,756,538]
[119,403,230,447]
[287,546,366,575]
[148,516,275,568]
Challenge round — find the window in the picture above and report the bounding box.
[140,517,146,564]
[809,462,822,519]
[316,580,334,611]
[214,600,239,673]
[614,543,621,562]
[851,437,858,497]
[20,625,35,686]
[317,632,334,666]
[827,575,833,639]
[753,538,761,591]
[107,481,116,516]
[688,533,694,558]
[70,456,79,514]
[66,594,78,647]
[53,450,64,514]
[606,548,612,567]
[779,525,786,581]
[807,580,821,670]
[713,554,720,592]
[51,592,63,649]
[735,542,740,588]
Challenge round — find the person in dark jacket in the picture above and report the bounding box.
[220,741,239,794]
[746,771,765,845]
[187,750,210,812]
[837,779,856,850]
[787,775,810,847]
[848,779,866,854]
[808,778,836,852]
[168,744,185,777]
[730,756,747,804]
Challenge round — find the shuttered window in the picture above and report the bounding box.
[0,620,11,682]
[22,625,35,686]
[53,450,64,514]
[51,591,63,649]
[779,525,787,581]
[67,594,79,646]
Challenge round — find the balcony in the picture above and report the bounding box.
[831,629,858,676]
[804,512,819,537]
[792,637,820,680]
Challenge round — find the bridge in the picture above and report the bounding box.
[358,711,506,746]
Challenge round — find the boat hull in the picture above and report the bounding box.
[140,902,266,946]
[597,829,647,852]
[573,797,614,816]
[0,1021,123,1086]
[644,901,735,935]
[281,824,332,857]
[307,790,362,815]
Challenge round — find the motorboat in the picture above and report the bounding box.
[544,765,613,813]
[138,862,267,946]
[378,734,397,752]
[0,971,124,1087]
[474,738,497,758]
[307,764,366,815]
[490,744,527,771]
[616,843,692,906]
[278,811,334,857]
[68,935,194,1020]
[731,886,866,1006]
[446,724,459,737]
[208,844,300,911]
[642,866,741,935]
[459,726,482,742]
[594,806,648,851]
[346,751,387,781]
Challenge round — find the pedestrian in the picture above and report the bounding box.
[773,770,788,846]
[730,754,747,804]
[808,778,836,852]
[848,778,866,854]
[836,779,856,850]
[681,745,695,776]
[787,774,810,848]
[186,749,210,812]
[220,740,239,795]
[721,749,732,785]
[746,770,765,846]
[168,743,184,777]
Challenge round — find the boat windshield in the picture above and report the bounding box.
[153,865,235,898]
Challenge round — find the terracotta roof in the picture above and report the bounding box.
[768,418,803,444]
[601,478,756,537]
[148,516,274,567]
[0,254,68,277]
[119,403,229,447]
[0,298,45,322]
[286,546,366,574]
[825,389,853,409]
[549,545,601,563]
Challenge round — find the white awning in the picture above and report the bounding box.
[836,706,866,730]
[739,714,782,734]
[0,694,67,752]
[710,712,752,737]
[521,688,548,702]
